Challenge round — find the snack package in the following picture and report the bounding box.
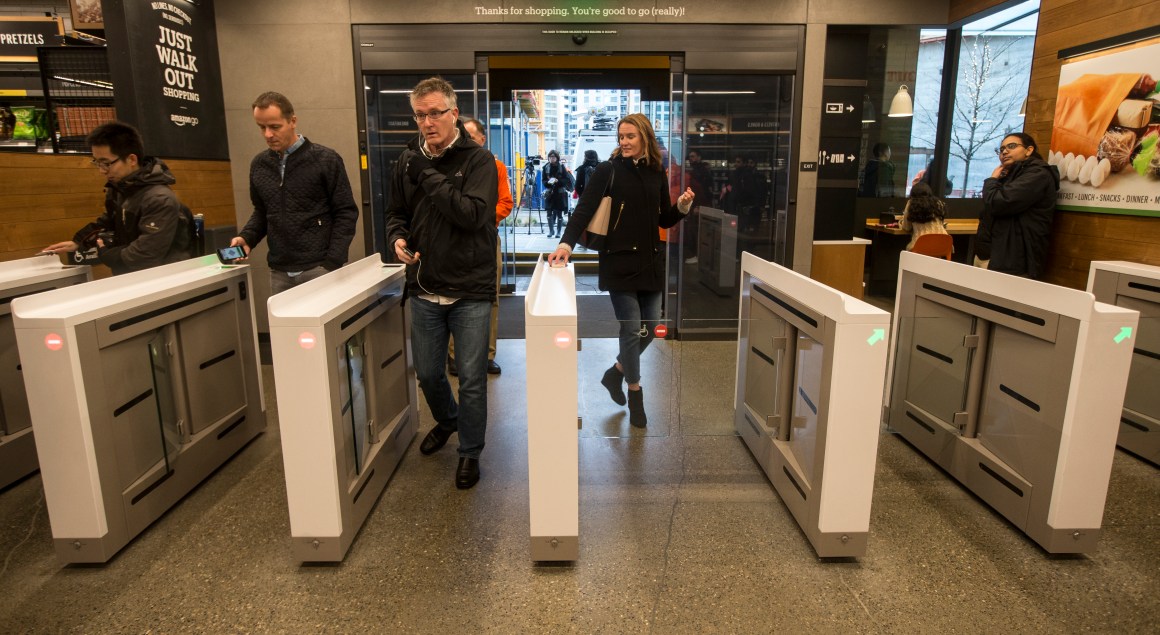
[1097,127,1137,172]
[0,107,13,140]
[31,108,49,140]
[11,106,35,140]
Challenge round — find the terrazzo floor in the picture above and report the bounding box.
[0,337,1156,633]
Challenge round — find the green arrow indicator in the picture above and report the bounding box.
[1114,326,1132,344]
[867,328,885,345]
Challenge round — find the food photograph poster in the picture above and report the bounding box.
[1050,38,1160,217]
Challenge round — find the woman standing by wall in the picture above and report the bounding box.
[548,114,695,428]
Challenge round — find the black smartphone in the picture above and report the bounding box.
[401,246,415,259]
[217,245,246,263]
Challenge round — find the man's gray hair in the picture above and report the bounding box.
[411,77,457,110]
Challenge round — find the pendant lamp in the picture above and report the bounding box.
[888,85,913,118]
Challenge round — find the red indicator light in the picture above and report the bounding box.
[655,324,668,338]
[298,332,317,349]
[554,331,572,348]
[44,333,64,351]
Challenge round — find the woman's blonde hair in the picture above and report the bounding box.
[612,113,663,171]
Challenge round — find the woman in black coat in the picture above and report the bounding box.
[548,114,694,427]
[977,132,1059,279]
[541,149,572,238]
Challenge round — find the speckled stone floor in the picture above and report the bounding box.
[0,337,1156,633]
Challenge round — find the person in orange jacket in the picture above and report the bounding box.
[448,117,513,376]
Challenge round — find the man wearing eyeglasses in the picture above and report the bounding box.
[231,92,359,293]
[384,77,498,489]
[42,121,193,274]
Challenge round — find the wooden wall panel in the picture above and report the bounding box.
[949,0,1011,24]
[1028,0,1160,288]
[0,154,237,272]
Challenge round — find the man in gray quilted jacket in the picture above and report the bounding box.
[231,92,359,293]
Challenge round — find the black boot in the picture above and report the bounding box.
[628,388,647,428]
[601,364,626,406]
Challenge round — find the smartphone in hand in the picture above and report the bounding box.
[217,245,246,263]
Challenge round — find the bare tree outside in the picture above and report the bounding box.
[914,34,1032,196]
[952,36,1029,194]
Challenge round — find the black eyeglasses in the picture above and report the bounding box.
[90,157,123,170]
[412,108,452,123]
[995,142,1025,155]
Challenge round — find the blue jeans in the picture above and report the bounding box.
[409,297,491,458]
[608,290,662,385]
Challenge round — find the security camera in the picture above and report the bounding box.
[572,34,587,45]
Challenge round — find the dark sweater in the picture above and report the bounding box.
[240,138,359,272]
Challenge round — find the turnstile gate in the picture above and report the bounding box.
[525,257,579,561]
[268,256,417,562]
[735,252,890,558]
[0,256,91,490]
[886,252,1138,553]
[12,256,265,563]
[1088,261,1160,466]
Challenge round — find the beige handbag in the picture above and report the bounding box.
[577,169,613,251]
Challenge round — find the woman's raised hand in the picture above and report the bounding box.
[677,187,695,213]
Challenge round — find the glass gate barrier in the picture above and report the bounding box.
[885,251,1140,554]
[1087,261,1160,466]
[0,256,91,490]
[269,256,417,562]
[12,256,265,564]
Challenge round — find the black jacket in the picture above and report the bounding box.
[241,138,359,272]
[574,156,600,197]
[384,123,499,301]
[978,155,1059,279]
[541,161,572,212]
[560,156,687,292]
[73,157,193,275]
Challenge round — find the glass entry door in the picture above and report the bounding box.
[676,74,796,335]
[476,59,679,297]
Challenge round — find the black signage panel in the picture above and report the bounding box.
[0,17,62,62]
[819,85,863,138]
[814,187,858,240]
[817,137,860,181]
[104,0,228,160]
